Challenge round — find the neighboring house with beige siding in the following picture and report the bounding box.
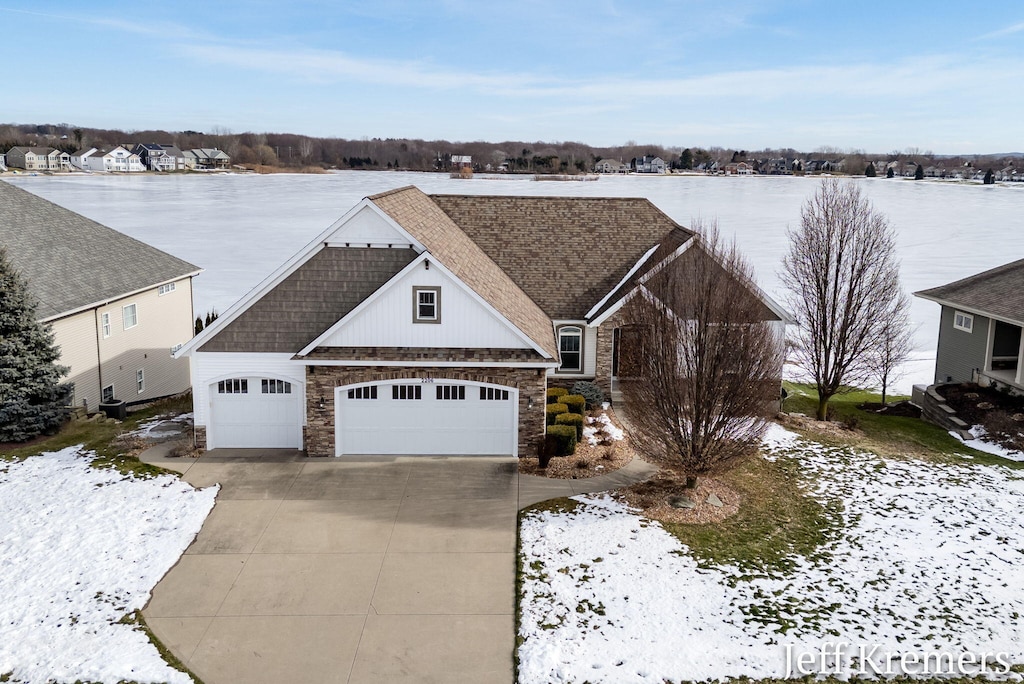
[0,181,201,410]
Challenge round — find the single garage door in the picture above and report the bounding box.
[209,377,303,449]
[335,380,516,456]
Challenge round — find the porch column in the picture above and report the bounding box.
[1017,328,1024,386]
[984,319,995,373]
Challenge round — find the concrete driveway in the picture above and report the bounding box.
[141,447,656,684]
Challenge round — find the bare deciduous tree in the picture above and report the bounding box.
[620,224,784,485]
[869,294,914,405]
[782,178,905,419]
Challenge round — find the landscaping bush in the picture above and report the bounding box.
[561,394,586,415]
[555,412,584,440]
[547,387,569,404]
[546,403,569,425]
[571,381,605,409]
[546,424,577,455]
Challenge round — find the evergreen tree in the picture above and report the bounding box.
[886,167,895,178]
[865,163,876,177]
[983,169,995,185]
[195,316,204,334]
[0,248,72,441]
[914,164,924,180]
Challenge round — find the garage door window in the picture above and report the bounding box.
[436,384,466,400]
[262,379,292,394]
[218,378,248,394]
[480,387,510,400]
[392,384,422,400]
[347,386,377,399]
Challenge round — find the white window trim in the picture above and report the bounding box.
[101,312,111,338]
[102,384,115,402]
[557,325,584,373]
[158,282,176,296]
[953,310,974,333]
[122,303,138,330]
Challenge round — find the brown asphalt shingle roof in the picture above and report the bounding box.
[199,246,419,353]
[429,193,693,320]
[915,258,1024,324]
[0,180,200,320]
[369,187,559,359]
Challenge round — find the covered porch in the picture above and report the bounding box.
[977,318,1024,391]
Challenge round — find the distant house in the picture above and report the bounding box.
[761,158,789,175]
[916,259,1024,392]
[5,146,71,171]
[0,181,201,409]
[450,155,472,169]
[70,148,98,170]
[133,143,188,171]
[724,162,753,176]
[634,156,666,174]
[594,159,628,174]
[81,146,146,172]
[185,148,231,170]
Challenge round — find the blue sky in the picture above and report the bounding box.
[3,1,1023,153]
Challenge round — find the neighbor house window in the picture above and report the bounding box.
[261,379,292,394]
[953,311,974,333]
[101,312,111,338]
[158,282,176,295]
[558,326,583,372]
[122,303,138,329]
[413,286,440,323]
[217,378,248,394]
[136,369,145,393]
[102,385,114,402]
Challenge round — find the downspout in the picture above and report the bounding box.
[93,308,104,409]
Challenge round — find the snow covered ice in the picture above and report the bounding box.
[0,447,217,683]
[519,426,1024,683]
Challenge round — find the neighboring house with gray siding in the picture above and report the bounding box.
[915,258,1024,391]
[0,181,201,410]
[176,186,789,456]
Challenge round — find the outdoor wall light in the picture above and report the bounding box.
[527,396,534,409]
[318,394,325,409]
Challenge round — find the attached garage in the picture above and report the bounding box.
[208,376,304,449]
[335,379,517,456]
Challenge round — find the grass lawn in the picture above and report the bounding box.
[518,387,1024,683]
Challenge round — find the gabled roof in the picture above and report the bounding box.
[915,259,1024,325]
[199,247,419,353]
[429,193,693,319]
[0,181,201,320]
[370,187,558,358]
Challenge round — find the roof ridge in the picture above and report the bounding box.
[918,258,1024,295]
[367,185,418,201]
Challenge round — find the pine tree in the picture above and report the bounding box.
[0,248,72,441]
[865,163,876,177]
[914,164,924,180]
[984,169,995,185]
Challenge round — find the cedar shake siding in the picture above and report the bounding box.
[200,247,418,353]
[934,306,991,383]
[430,194,693,319]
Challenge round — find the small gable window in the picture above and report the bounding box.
[558,326,583,373]
[953,311,973,333]
[413,286,440,323]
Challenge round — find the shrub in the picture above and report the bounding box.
[571,381,605,409]
[546,424,577,455]
[561,394,586,415]
[546,387,569,404]
[546,403,569,425]
[555,412,584,440]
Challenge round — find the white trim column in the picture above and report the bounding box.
[1016,327,1024,386]
[984,319,995,372]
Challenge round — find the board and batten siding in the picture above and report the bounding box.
[320,260,532,350]
[934,305,990,383]
[190,351,307,427]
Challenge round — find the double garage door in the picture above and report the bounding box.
[335,380,517,456]
[208,377,304,449]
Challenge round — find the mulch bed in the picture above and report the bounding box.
[937,383,1024,452]
[857,401,921,418]
[518,407,636,479]
[615,470,740,524]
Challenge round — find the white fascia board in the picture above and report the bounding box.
[588,240,694,327]
[324,200,425,250]
[302,359,560,368]
[42,270,203,324]
[176,199,419,358]
[584,244,659,320]
[913,294,1024,328]
[297,251,553,359]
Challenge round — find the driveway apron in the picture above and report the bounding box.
[143,451,518,684]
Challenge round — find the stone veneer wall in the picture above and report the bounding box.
[194,426,207,449]
[303,365,548,457]
[594,313,622,393]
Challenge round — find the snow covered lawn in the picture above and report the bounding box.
[0,447,217,683]
[519,425,1024,683]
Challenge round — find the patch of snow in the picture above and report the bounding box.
[581,413,625,446]
[950,425,1024,461]
[0,447,217,683]
[519,431,1024,683]
[127,413,194,440]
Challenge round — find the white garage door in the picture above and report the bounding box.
[335,380,516,456]
[209,377,303,449]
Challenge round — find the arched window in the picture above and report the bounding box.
[558,326,583,372]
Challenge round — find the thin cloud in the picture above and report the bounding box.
[978,20,1024,39]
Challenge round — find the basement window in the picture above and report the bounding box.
[953,311,974,333]
[102,385,114,402]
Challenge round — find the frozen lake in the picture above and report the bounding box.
[7,171,1024,393]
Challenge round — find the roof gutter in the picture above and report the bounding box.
[39,270,202,323]
[913,292,1024,328]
